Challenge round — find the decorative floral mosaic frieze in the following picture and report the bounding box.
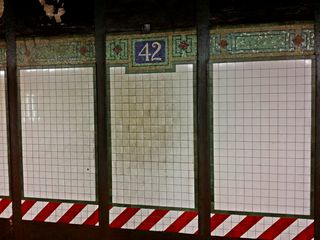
[210,25,314,59]
[106,32,196,72]
[301,29,314,51]
[0,41,6,67]
[3,24,314,68]
[105,25,314,69]
[172,34,197,57]
[16,37,95,67]
[226,30,296,53]
[210,34,221,55]
[106,39,128,61]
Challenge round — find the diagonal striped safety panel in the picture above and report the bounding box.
[0,198,12,219]
[13,201,317,240]
[108,207,314,239]
[21,200,99,226]
[109,206,198,234]
[210,213,314,240]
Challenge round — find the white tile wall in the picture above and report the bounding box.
[110,64,195,208]
[0,70,9,197]
[20,67,96,201]
[213,60,312,215]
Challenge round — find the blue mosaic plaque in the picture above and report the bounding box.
[133,40,166,65]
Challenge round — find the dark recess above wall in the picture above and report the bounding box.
[0,0,315,36]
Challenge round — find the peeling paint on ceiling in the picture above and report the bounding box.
[0,0,4,18]
[39,0,65,23]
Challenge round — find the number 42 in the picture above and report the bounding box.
[138,42,162,62]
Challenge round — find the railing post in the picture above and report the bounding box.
[196,0,211,239]
[4,0,23,239]
[314,0,320,238]
[94,0,109,238]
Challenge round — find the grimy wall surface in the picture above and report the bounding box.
[0,23,317,240]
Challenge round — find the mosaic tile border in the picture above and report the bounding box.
[16,36,95,67]
[107,24,314,70]
[0,23,312,69]
[0,41,6,67]
[210,23,314,60]
[107,31,196,72]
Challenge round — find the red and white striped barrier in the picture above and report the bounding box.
[3,200,315,239]
[109,207,314,239]
[210,213,314,240]
[21,200,99,226]
[0,198,12,219]
[109,207,198,234]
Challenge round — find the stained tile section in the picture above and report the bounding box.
[0,71,9,197]
[213,60,312,215]
[20,68,96,201]
[110,65,195,208]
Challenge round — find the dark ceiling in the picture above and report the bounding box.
[0,0,315,36]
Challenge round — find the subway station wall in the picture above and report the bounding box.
[110,65,195,208]
[20,67,96,201]
[0,23,316,239]
[0,70,9,197]
[212,60,312,215]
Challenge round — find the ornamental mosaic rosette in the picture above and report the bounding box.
[293,34,304,47]
[113,45,122,55]
[178,41,190,51]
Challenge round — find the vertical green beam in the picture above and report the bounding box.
[94,0,109,237]
[314,0,320,239]
[4,0,23,239]
[196,0,210,239]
